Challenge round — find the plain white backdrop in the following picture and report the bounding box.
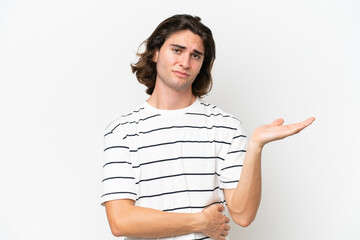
[1,0,359,239]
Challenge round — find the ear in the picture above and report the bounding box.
[153,49,159,62]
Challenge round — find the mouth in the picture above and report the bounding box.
[173,70,190,78]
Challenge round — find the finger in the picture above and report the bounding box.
[288,117,316,133]
[225,224,231,231]
[222,230,229,237]
[297,117,316,132]
[271,118,284,126]
[216,204,225,212]
[225,217,230,223]
[303,117,316,126]
[299,117,315,127]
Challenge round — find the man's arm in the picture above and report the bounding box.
[105,199,230,240]
[224,117,315,227]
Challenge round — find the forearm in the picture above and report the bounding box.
[106,201,204,238]
[227,139,263,226]
[226,117,315,226]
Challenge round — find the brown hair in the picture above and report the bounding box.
[131,14,216,98]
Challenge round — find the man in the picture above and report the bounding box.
[101,14,314,240]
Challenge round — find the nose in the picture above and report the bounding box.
[179,54,190,69]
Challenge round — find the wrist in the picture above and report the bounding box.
[192,212,206,233]
[248,138,264,152]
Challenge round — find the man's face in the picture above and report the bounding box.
[153,30,205,94]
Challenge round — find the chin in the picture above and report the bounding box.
[174,83,193,93]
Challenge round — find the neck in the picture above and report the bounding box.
[147,85,196,110]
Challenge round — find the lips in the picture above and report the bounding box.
[173,70,190,78]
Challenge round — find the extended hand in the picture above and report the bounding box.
[250,117,315,148]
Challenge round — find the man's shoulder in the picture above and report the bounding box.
[104,104,146,136]
[197,99,242,126]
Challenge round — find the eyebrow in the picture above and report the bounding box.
[170,44,204,56]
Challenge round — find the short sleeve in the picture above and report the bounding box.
[219,122,248,189]
[100,124,137,206]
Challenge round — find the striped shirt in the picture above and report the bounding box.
[101,98,247,240]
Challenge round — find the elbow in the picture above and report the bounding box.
[108,218,128,237]
[109,222,123,237]
[110,227,123,237]
[110,228,123,237]
[230,212,256,227]
[233,217,254,227]
[105,199,136,237]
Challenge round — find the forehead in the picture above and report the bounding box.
[163,30,204,52]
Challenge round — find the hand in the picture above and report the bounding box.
[250,117,315,148]
[200,204,230,240]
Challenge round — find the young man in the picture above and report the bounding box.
[101,14,315,240]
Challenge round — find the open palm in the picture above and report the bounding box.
[251,117,316,148]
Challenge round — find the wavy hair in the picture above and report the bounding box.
[131,14,216,98]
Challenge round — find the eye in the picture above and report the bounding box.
[173,48,181,54]
[192,54,201,60]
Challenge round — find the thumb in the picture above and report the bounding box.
[271,118,284,126]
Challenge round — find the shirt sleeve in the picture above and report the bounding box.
[219,121,248,189]
[100,124,137,206]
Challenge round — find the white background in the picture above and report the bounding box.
[1,0,359,239]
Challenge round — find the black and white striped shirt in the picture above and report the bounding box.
[101,98,247,240]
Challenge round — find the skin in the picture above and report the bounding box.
[224,117,315,226]
[147,30,204,109]
[105,29,315,239]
